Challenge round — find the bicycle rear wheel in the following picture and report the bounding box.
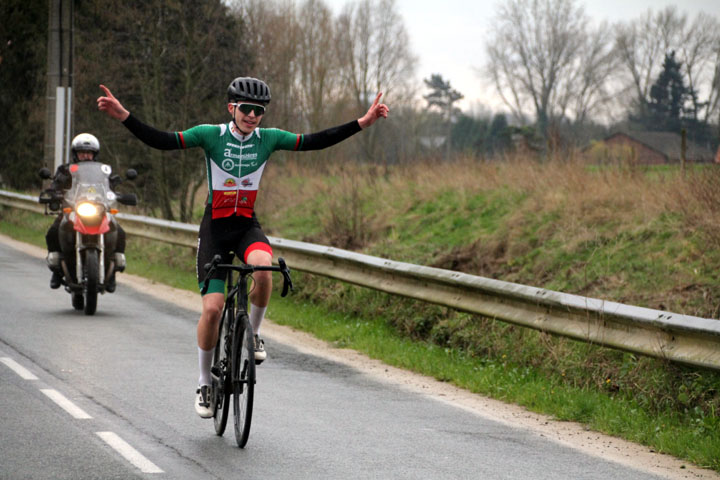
[232,313,255,448]
[213,303,233,436]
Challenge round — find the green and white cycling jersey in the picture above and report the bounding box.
[178,122,301,219]
[122,112,361,219]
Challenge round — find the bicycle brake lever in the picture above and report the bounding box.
[285,274,294,297]
[281,277,290,297]
[204,254,223,273]
[201,255,224,295]
[277,257,293,297]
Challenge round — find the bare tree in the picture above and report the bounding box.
[230,0,300,130]
[295,0,342,133]
[676,15,720,123]
[560,22,619,125]
[614,6,720,129]
[335,0,417,162]
[615,8,684,117]
[74,0,248,222]
[710,44,720,131]
[485,0,615,136]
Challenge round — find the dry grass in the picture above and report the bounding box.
[261,152,718,238]
[670,167,720,248]
[256,152,720,318]
[172,150,720,253]
[262,153,705,241]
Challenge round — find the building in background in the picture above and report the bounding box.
[584,131,716,166]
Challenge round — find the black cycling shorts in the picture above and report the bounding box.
[196,206,272,295]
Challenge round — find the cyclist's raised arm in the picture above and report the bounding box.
[97,85,130,121]
[358,92,389,129]
[286,92,390,152]
[294,120,362,151]
[97,84,182,151]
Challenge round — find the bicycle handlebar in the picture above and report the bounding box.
[200,254,294,297]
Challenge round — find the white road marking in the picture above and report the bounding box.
[40,389,93,419]
[1,357,39,380]
[96,431,164,474]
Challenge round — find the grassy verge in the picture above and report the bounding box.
[1,205,718,472]
[258,159,720,318]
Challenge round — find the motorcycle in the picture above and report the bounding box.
[39,162,137,315]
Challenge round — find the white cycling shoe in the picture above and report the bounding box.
[254,335,266,364]
[195,385,213,418]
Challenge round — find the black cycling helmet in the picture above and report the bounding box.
[227,77,271,105]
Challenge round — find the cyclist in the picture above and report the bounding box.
[97,78,389,418]
[45,133,127,292]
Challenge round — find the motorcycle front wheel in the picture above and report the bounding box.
[72,292,84,310]
[84,249,99,315]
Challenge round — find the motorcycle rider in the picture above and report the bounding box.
[45,133,127,292]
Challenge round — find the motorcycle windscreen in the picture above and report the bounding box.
[66,162,114,205]
[67,162,114,234]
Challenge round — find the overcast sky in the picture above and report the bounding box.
[323,0,720,113]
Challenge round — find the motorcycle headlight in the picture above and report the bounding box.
[76,202,100,217]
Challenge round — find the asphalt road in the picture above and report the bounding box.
[0,238,699,479]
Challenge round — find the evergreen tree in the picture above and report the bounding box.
[450,114,487,154]
[423,74,464,117]
[423,74,463,158]
[630,50,716,147]
[646,51,690,132]
[486,113,511,154]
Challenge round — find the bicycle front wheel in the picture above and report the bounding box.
[232,313,255,448]
[213,303,233,436]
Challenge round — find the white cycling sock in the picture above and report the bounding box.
[249,304,267,335]
[198,346,213,386]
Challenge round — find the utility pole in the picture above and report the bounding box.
[43,0,74,171]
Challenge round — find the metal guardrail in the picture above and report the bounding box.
[2,189,719,370]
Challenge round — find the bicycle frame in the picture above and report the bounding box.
[224,268,250,318]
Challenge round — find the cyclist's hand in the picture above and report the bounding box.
[358,92,389,129]
[97,85,130,122]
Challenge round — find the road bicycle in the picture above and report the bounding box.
[201,254,293,448]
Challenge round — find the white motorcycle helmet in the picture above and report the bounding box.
[71,133,100,162]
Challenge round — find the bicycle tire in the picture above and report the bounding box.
[232,313,255,448]
[213,302,233,436]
